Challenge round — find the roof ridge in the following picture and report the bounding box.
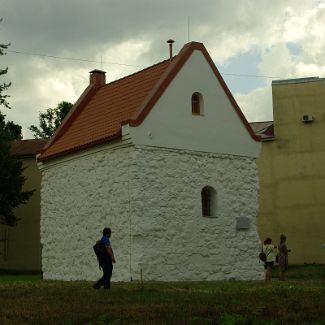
[12,138,48,142]
[102,57,173,88]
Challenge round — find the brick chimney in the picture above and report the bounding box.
[89,69,106,86]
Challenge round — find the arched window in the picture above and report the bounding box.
[201,186,217,217]
[192,92,204,115]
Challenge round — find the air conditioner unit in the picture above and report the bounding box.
[302,115,314,123]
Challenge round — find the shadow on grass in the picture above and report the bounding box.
[0,269,42,282]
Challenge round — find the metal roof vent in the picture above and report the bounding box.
[302,115,314,123]
[167,39,175,61]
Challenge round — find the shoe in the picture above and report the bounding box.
[93,283,100,289]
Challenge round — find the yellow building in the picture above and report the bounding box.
[0,139,46,271]
[254,77,325,264]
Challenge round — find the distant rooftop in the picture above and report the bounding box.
[11,139,48,158]
[249,121,274,140]
[272,76,325,85]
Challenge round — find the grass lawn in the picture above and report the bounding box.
[0,265,325,324]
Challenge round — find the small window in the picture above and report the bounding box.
[192,92,204,115]
[201,186,217,217]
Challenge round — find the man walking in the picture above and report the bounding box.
[93,227,116,289]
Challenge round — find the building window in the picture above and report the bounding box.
[201,186,217,217]
[192,92,203,115]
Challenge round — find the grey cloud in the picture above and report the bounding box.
[1,0,218,54]
[0,0,320,138]
[1,0,313,60]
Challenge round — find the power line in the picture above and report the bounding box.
[220,72,282,79]
[7,49,144,68]
[7,48,283,79]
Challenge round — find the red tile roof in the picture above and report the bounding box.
[39,42,260,162]
[11,139,48,157]
[39,59,171,161]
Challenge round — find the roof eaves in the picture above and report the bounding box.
[261,136,275,141]
[38,131,122,162]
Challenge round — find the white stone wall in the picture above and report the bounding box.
[40,145,132,281]
[40,144,263,282]
[129,146,264,281]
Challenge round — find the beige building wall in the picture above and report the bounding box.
[257,78,325,264]
[0,156,42,271]
[0,139,47,270]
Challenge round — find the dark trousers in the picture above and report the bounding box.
[95,261,113,288]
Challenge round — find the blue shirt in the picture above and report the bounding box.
[100,236,111,247]
[100,236,113,264]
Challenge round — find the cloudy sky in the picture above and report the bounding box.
[1,0,325,139]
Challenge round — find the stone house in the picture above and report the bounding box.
[37,42,263,281]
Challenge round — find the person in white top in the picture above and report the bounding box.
[263,237,277,281]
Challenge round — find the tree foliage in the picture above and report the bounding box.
[29,101,73,139]
[0,112,22,141]
[0,25,33,227]
[0,137,34,226]
[0,21,11,109]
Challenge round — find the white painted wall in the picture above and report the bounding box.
[40,143,263,281]
[129,146,263,281]
[39,144,132,281]
[130,50,260,158]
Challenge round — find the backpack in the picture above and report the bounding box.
[259,246,272,263]
[93,240,107,263]
[259,252,267,262]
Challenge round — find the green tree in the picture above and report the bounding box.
[0,40,10,108]
[0,28,33,226]
[0,112,22,140]
[0,134,34,226]
[29,101,73,138]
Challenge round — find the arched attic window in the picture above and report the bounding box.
[201,186,217,217]
[192,92,204,115]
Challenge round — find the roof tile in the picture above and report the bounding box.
[40,59,170,160]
